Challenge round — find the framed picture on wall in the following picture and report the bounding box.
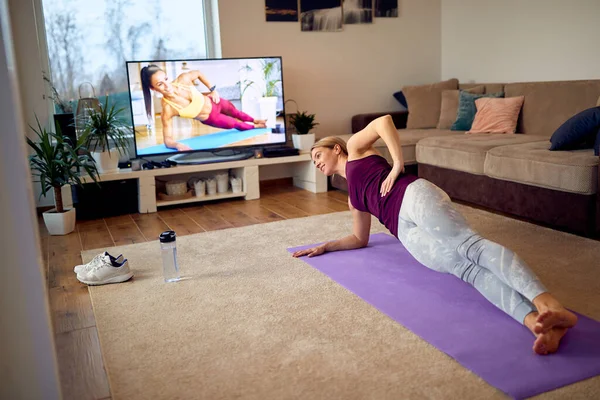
[375,0,398,17]
[300,0,343,32]
[343,0,373,24]
[265,0,299,22]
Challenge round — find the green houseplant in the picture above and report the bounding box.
[27,118,99,235]
[238,58,282,128]
[82,96,132,173]
[290,111,318,151]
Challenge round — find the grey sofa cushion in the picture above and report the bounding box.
[484,141,599,195]
[337,129,461,165]
[416,133,548,175]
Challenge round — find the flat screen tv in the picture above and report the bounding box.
[125,56,287,164]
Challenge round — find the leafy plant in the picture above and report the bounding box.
[82,96,132,154]
[238,58,282,98]
[27,117,99,213]
[289,111,318,135]
[261,58,281,97]
[43,74,74,113]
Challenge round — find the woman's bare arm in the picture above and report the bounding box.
[347,115,404,172]
[161,107,191,151]
[182,70,213,90]
[291,199,371,258]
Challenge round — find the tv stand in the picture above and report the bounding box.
[80,153,327,213]
[168,149,254,165]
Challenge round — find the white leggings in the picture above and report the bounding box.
[397,179,547,324]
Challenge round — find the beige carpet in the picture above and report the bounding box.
[82,204,600,400]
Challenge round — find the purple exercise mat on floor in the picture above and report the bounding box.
[288,233,600,399]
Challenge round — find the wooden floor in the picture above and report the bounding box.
[39,181,349,400]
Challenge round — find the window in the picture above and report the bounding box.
[40,0,219,116]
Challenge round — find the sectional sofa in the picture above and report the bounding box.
[334,79,600,237]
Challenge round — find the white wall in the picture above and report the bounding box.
[442,0,600,83]
[218,0,442,138]
[0,0,62,398]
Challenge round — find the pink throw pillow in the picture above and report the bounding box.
[467,96,525,134]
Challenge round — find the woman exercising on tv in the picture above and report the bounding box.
[140,65,267,151]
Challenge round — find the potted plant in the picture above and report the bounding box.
[238,58,282,128]
[82,96,132,173]
[44,74,77,146]
[27,118,99,235]
[290,111,318,151]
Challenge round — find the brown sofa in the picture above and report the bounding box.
[336,79,600,237]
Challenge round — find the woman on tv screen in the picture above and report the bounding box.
[140,65,267,151]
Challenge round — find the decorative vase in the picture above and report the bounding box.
[292,133,316,152]
[258,96,278,129]
[92,150,119,174]
[43,207,76,235]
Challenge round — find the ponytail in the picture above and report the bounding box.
[140,64,161,120]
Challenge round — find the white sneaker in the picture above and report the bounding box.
[74,252,123,274]
[77,255,133,286]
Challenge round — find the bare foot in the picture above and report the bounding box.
[253,119,267,128]
[533,327,568,355]
[534,309,578,334]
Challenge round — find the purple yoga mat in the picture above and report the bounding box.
[288,233,600,399]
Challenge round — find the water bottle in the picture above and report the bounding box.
[159,230,180,282]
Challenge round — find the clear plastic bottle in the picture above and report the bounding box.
[159,230,180,282]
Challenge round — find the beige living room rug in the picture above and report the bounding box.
[82,204,600,400]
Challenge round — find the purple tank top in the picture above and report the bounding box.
[346,155,419,238]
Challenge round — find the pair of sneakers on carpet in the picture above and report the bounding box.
[75,251,133,285]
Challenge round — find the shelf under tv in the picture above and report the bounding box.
[156,190,247,207]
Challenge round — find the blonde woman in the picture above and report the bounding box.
[292,114,578,355]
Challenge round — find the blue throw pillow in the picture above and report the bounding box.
[549,106,600,151]
[451,91,505,131]
[393,91,408,109]
[594,127,600,156]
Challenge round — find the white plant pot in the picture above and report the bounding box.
[258,96,278,128]
[92,150,120,174]
[292,133,316,152]
[43,207,76,235]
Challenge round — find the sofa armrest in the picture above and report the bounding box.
[351,111,409,133]
[597,161,600,235]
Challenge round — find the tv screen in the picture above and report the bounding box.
[125,57,287,158]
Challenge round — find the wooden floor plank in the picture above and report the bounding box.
[182,206,234,231]
[133,214,171,241]
[298,191,349,212]
[109,223,146,246]
[79,224,115,251]
[325,189,348,203]
[255,197,309,219]
[273,192,336,215]
[54,327,111,400]
[48,233,84,289]
[230,199,286,223]
[104,214,134,227]
[159,211,205,236]
[204,202,260,228]
[49,285,95,334]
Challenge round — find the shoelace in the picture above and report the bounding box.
[89,256,112,272]
[83,254,106,271]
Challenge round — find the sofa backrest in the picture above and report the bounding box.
[459,83,504,95]
[504,79,600,137]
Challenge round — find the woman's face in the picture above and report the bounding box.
[311,146,339,176]
[150,70,174,96]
